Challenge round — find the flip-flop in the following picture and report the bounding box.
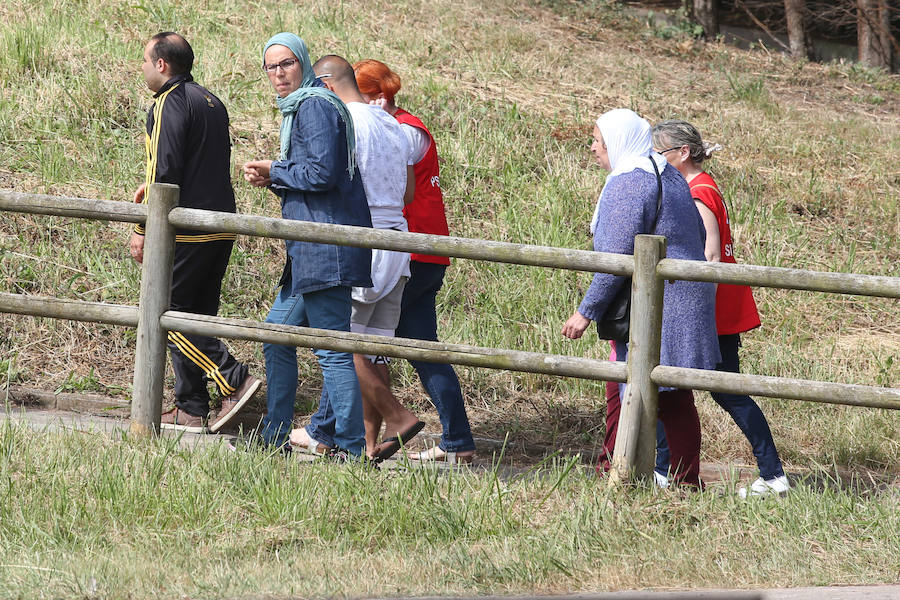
[373,420,426,462]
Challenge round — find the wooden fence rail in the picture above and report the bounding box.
[0,293,138,328]
[1,184,898,483]
[169,207,635,274]
[657,259,900,298]
[161,311,628,383]
[2,292,893,412]
[4,189,897,295]
[0,190,146,223]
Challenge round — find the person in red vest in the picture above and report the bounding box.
[352,59,475,464]
[651,120,789,497]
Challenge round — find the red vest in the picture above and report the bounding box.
[394,109,451,265]
[690,172,761,335]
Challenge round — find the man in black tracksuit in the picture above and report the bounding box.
[130,32,259,433]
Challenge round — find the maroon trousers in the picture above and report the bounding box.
[598,380,702,487]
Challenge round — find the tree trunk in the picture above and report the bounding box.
[876,0,894,72]
[784,0,812,60]
[857,0,891,70]
[693,0,719,38]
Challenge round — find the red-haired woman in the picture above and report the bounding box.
[352,59,475,463]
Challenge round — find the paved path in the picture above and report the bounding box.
[5,406,898,491]
[0,407,764,480]
[0,407,558,480]
[0,406,499,471]
[397,589,900,599]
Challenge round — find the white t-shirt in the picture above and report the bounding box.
[347,102,410,225]
[400,122,430,165]
[346,102,411,303]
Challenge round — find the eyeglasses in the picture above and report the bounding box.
[656,146,682,154]
[263,58,299,73]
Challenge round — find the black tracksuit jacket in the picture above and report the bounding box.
[135,73,236,243]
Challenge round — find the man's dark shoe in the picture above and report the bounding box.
[160,407,207,434]
[209,374,261,433]
[322,447,379,469]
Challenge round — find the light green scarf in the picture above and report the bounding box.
[264,33,355,178]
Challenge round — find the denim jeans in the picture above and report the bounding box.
[655,334,784,480]
[261,282,365,455]
[394,262,474,453]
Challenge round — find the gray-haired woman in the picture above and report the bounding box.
[651,119,789,497]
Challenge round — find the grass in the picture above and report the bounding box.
[0,419,898,598]
[0,0,898,593]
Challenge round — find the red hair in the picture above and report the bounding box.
[353,59,402,103]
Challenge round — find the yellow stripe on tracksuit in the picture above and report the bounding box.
[167,331,235,395]
[136,85,179,235]
[136,84,236,243]
[174,232,237,243]
[145,84,177,190]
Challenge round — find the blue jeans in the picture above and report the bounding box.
[656,334,784,480]
[393,262,474,453]
[261,282,365,455]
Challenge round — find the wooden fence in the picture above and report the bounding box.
[1,183,898,482]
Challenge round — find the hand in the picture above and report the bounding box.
[367,98,388,109]
[562,311,591,340]
[132,183,146,203]
[129,231,145,264]
[243,160,273,187]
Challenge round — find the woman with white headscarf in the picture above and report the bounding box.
[562,108,720,487]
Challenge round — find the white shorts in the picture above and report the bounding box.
[351,276,407,363]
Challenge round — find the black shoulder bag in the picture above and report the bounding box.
[595,157,663,342]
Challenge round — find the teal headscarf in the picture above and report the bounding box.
[264,32,355,178]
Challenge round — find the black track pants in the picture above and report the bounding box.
[167,240,248,416]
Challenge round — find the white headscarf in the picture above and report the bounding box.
[590,109,668,235]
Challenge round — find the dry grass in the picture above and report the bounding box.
[0,0,898,475]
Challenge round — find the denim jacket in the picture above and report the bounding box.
[269,94,373,295]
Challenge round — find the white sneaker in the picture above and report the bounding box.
[738,475,790,498]
[654,471,670,488]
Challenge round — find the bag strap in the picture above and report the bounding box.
[690,183,720,195]
[648,155,663,233]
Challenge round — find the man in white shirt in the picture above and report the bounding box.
[289,55,424,461]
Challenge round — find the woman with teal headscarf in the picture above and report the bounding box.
[241,33,373,458]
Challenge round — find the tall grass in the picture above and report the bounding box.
[0,0,897,487]
[0,420,898,598]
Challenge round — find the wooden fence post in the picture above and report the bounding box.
[129,183,178,436]
[608,234,667,484]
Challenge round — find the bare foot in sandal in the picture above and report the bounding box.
[288,426,331,455]
[372,420,426,462]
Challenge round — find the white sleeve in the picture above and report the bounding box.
[400,123,430,165]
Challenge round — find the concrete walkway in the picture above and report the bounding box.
[397,589,900,600]
[0,406,548,477]
[0,406,771,480]
[4,404,898,491]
